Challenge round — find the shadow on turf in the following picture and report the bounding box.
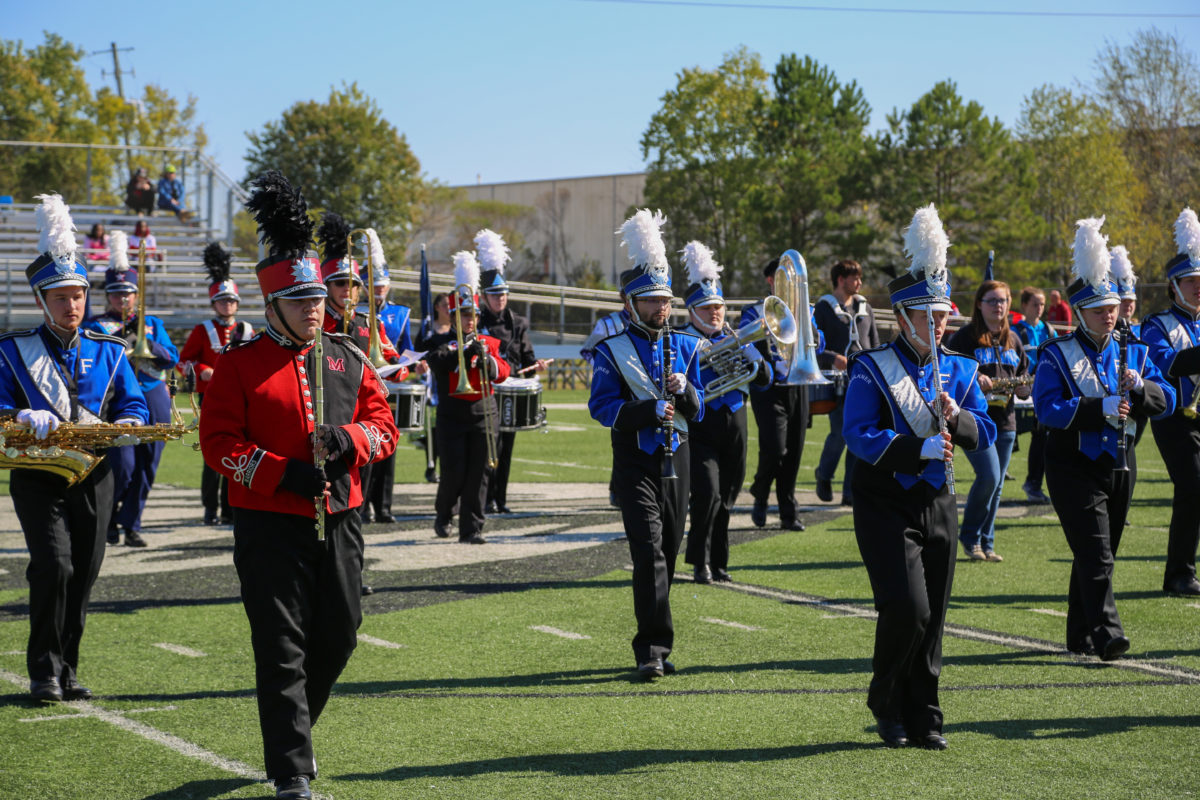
[335,742,875,782]
[733,560,863,573]
[950,713,1200,740]
[139,777,260,800]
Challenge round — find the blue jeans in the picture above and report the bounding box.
[817,401,857,499]
[959,429,1016,553]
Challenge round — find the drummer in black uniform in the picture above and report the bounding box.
[474,228,547,514]
[679,241,769,583]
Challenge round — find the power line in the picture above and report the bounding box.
[579,0,1200,19]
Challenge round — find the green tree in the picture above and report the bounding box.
[640,47,768,293]
[751,54,875,280]
[0,33,98,203]
[1017,85,1146,284]
[244,82,423,250]
[1093,27,1200,273]
[876,80,1035,285]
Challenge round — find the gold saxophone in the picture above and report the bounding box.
[988,375,1035,394]
[0,419,197,486]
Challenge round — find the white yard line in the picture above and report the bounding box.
[511,458,604,470]
[719,581,1200,684]
[700,617,762,631]
[153,643,207,658]
[529,625,591,640]
[1029,608,1068,618]
[357,634,406,649]
[21,705,178,722]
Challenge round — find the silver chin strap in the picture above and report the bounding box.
[1076,303,1112,344]
[1171,277,1200,316]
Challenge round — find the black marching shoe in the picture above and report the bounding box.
[915,733,948,751]
[1100,635,1131,662]
[712,567,732,583]
[662,660,676,675]
[460,534,487,545]
[106,527,120,545]
[30,677,62,703]
[1067,638,1096,656]
[485,500,498,515]
[693,565,712,584]
[361,585,375,597]
[1164,576,1200,597]
[815,478,833,502]
[424,467,438,484]
[873,716,908,748]
[783,518,806,532]
[495,504,511,514]
[751,501,767,528]
[275,775,312,800]
[360,510,373,525]
[434,519,451,539]
[374,512,395,524]
[62,677,92,701]
[124,529,147,548]
[203,511,218,526]
[637,658,664,680]
[219,513,233,525]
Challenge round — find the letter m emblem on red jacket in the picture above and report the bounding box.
[326,356,346,372]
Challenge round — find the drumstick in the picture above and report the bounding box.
[517,359,554,374]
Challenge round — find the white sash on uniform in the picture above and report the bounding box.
[606,333,689,434]
[864,348,940,438]
[1057,337,1135,436]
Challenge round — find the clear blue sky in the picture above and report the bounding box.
[9,1,1200,187]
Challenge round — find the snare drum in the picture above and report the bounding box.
[808,370,847,415]
[387,382,426,432]
[495,377,546,432]
[1014,398,1037,435]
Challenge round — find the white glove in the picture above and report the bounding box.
[1102,395,1122,416]
[921,434,948,460]
[17,409,60,440]
[656,400,671,419]
[1125,369,1144,392]
[665,372,687,395]
[943,395,960,420]
[742,343,763,363]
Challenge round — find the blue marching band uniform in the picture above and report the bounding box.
[589,211,704,678]
[843,205,995,750]
[1034,217,1173,660]
[1,195,148,703]
[86,266,179,546]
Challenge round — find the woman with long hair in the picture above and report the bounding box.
[947,280,1030,562]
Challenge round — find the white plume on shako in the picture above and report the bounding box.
[902,203,950,293]
[361,228,387,278]
[1175,207,1200,263]
[617,209,669,281]
[1109,245,1136,289]
[474,229,511,274]
[109,230,130,272]
[452,250,481,296]
[1072,216,1110,290]
[682,241,722,289]
[35,193,78,268]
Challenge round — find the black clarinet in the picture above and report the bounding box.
[1114,322,1130,473]
[660,323,677,480]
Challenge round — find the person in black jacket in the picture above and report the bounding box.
[474,229,547,514]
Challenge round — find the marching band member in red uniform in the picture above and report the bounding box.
[424,250,511,543]
[316,212,401,366]
[178,242,254,525]
[199,171,398,800]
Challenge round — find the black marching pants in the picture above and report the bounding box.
[488,430,517,508]
[361,394,400,518]
[435,422,491,540]
[1045,447,1133,652]
[852,464,957,736]
[233,508,363,782]
[1151,416,1200,588]
[749,384,807,524]
[12,463,113,684]
[686,405,746,571]
[612,438,690,663]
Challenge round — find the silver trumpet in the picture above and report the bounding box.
[773,249,830,386]
[701,296,797,400]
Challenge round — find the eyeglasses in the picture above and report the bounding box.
[981,298,1009,306]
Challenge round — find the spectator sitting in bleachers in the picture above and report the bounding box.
[84,223,109,266]
[156,164,188,220]
[126,167,155,216]
[128,219,160,267]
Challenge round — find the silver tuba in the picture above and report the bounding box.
[700,295,797,400]
[774,249,830,386]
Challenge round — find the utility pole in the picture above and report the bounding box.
[95,42,135,173]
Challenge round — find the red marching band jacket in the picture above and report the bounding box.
[448,335,510,400]
[177,319,255,394]
[198,328,399,518]
[323,310,407,382]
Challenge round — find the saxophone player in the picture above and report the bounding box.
[1141,208,1200,597]
[0,195,148,703]
[843,205,994,749]
[679,241,768,584]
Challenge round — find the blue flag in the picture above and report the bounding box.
[419,243,432,340]
[984,249,995,282]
